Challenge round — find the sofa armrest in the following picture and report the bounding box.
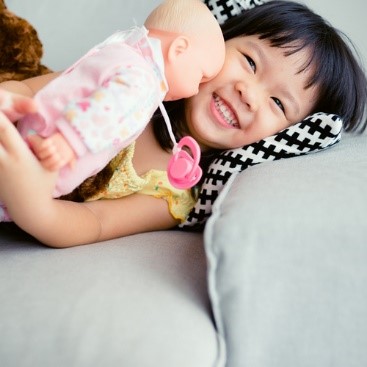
[204,132,367,367]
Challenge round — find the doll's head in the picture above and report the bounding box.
[144,0,225,101]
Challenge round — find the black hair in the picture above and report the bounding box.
[153,0,367,155]
[220,0,367,132]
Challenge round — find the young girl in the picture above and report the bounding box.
[0,0,225,199]
[0,0,366,248]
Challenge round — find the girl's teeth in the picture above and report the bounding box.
[214,94,239,128]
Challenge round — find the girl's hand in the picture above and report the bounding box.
[0,111,57,217]
[0,89,37,122]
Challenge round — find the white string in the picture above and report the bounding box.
[158,101,178,152]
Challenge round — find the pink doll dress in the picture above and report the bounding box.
[18,26,169,198]
[1,27,169,222]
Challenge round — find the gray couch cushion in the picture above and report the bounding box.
[0,227,222,367]
[204,132,367,367]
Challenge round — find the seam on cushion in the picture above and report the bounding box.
[204,172,239,367]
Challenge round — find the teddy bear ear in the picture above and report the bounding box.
[0,0,52,82]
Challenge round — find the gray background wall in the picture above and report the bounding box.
[304,0,366,65]
[7,0,367,73]
[7,0,161,70]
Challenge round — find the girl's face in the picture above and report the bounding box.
[185,35,318,150]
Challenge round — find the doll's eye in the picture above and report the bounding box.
[272,97,285,113]
[244,55,256,72]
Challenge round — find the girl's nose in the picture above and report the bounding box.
[236,81,259,112]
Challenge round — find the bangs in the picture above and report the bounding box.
[220,1,328,89]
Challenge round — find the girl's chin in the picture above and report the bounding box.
[197,134,234,151]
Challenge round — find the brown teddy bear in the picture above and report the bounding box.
[0,0,115,201]
[0,0,51,82]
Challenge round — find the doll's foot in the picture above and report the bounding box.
[0,89,37,121]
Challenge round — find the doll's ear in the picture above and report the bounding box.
[167,36,190,62]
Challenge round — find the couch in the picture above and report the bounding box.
[1,1,367,366]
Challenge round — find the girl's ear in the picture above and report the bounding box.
[167,36,190,63]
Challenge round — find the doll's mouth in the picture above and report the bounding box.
[212,94,240,128]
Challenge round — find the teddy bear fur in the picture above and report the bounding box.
[0,0,51,82]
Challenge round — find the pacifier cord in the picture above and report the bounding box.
[158,101,178,153]
[158,102,203,189]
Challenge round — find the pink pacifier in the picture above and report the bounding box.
[158,102,202,189]
[168,136,202,189]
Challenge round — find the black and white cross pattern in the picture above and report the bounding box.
[204,0,269,24]
[181,113,343,229]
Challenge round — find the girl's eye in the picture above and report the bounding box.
[272,97,285,113]
[244,55,256,72]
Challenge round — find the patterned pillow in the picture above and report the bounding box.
[181,113,342,228]
[180,0,343,228]
[205,0,270,24]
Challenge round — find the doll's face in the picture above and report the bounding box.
[185,35,319,150]
[164,29,225,101]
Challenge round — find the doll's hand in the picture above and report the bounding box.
[0,89,37,122]
[27,132,77,171]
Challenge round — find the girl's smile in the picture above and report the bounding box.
[186,35,318,151]
[211,93,240,129]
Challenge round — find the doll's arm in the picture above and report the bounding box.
[0,72,61,97]
[0,88,37,121]
[55,65,160,157]
[27,132,76,171]
[0,80,36,98]
[0,72,61,121]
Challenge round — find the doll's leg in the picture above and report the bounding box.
[0,88,37,122]
[28,132,76,171]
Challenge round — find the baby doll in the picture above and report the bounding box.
[2,0,225,198]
